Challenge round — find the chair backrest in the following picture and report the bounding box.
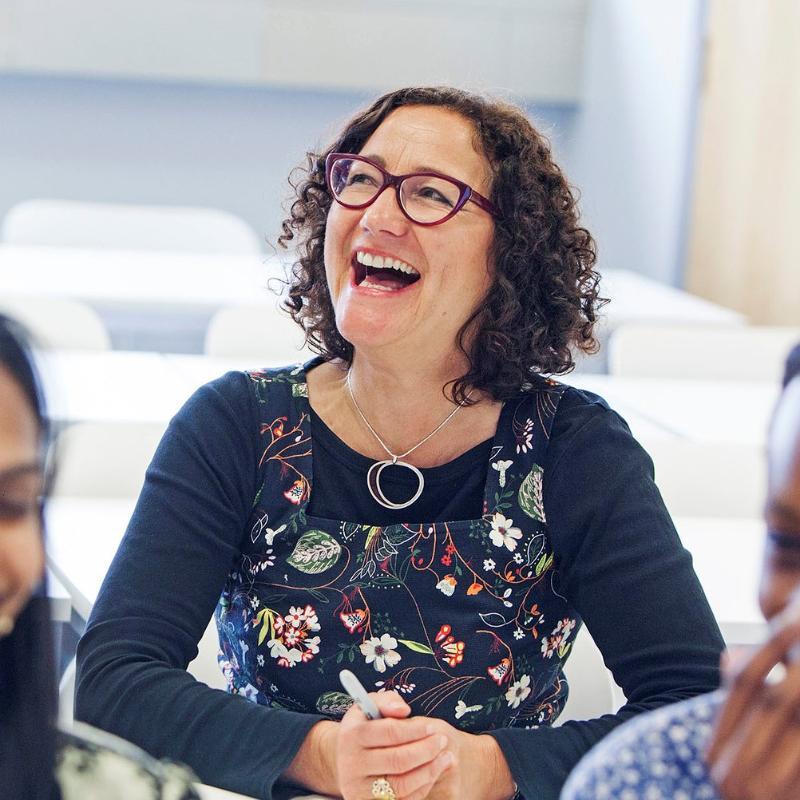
[52,420,165,498]
[646,439,766,519]
[557,627,621,724]
[205,303,309,361]
[0,296,111,351]
[1,199,262,254]
[187,617,227,690]
[608,323,800,382]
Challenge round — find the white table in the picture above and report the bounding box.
[598,270,745,328]
[45,496,767,650]
[0,245,283,308]
[45,497,136,619]
[675,516,766,645]
[37,350,188,425]
[562,375,779,447]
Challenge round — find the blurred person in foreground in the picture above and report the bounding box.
[76,86,723,800]
[0,314,199,799]
[562,344,800,800]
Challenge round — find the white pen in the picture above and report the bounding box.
[339,669,383,720]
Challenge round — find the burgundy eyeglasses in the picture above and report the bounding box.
[325,152,500,226]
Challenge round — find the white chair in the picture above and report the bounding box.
[187,617,227,690]
[205,303,310,362]
[608,323,800,382]
[52,420,165,498]
[59,617,226,725]
[646,439,766,519]
[0,295,111,351]
[557,627,621,724]
[1,199,262,254]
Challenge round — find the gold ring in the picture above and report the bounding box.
[371,776,396,800]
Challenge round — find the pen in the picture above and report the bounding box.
[339,669,383,720]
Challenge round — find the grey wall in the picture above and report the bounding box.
[0,75,574,253]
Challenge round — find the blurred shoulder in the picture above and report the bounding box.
[561,691,723,800]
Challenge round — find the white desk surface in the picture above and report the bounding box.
[563,375,779,447]
[37,350,187,425]
[0,244,742,328]
[598,269,745,328]
[45,497,136,620]
[675,516,766,645]
[196,784,257,800]
[45,495,766,649]
[0,245,283,309]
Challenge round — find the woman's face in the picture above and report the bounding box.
[323,105,496,361]
[759,377,800,622]
[0,364,44,634]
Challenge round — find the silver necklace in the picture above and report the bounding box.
[346,370,472,510]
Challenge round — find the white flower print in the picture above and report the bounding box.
[513,552,524,564]
[483,558,496,571]
[491,459,513,488]
[360,634,402,673]
[513,627,525,640]
[267,604,322,668]
[505,674,532,709]
[238,683,259,702]
[540,618,575,659]
[436,575,457,596]
[516,419,534,454]
[250,596,260,610]
[257,654,265,666]
[454,699,484,719]
[489,513,523,552]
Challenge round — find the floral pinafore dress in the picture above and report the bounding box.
[215,361,581,731]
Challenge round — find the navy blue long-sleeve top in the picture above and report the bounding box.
[75,367,724,800]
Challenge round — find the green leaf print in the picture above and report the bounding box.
[292,382,309,398]
[315,691,354,716]
[534,552,554,577]
[518,464,546,522]
[287,530,342,574]
[364,526,380,550]
[398,639,434,655]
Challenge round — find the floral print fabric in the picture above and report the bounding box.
[561,691,723,800]
[215,362,580,732]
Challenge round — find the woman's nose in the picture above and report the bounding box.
[359,187,409,237]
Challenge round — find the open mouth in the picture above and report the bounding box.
[352,250,421,292]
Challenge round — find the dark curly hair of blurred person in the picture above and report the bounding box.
[278,85,605,404]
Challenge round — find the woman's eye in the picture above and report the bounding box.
[348,172,378,186]
[418,186,453,207]
[0,498,39,521]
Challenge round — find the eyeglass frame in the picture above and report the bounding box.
[324,152,500,227]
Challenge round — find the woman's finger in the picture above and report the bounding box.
[350,717,437,749]
[712,662,800,789]
[360,732,449,777]
[387,749,455,800]
[708,614,800,761]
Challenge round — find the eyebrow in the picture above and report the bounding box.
[359,153,458,178]
[0,463,43,482]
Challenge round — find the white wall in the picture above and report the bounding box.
[569,0,706,286]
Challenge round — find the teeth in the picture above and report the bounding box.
[355,251,418,276]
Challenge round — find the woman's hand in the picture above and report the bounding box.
[337,690,515,800]
[336,691,454,800]
[706,603,800,800]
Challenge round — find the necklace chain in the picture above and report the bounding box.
[345,370,472,464]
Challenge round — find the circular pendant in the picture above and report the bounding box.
[366,459,424,510]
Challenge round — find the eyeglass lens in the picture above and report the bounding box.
[329,157,462,224]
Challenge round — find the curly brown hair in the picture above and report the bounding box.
[278,86,604,404]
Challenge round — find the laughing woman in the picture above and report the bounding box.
[76,87,724,800]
